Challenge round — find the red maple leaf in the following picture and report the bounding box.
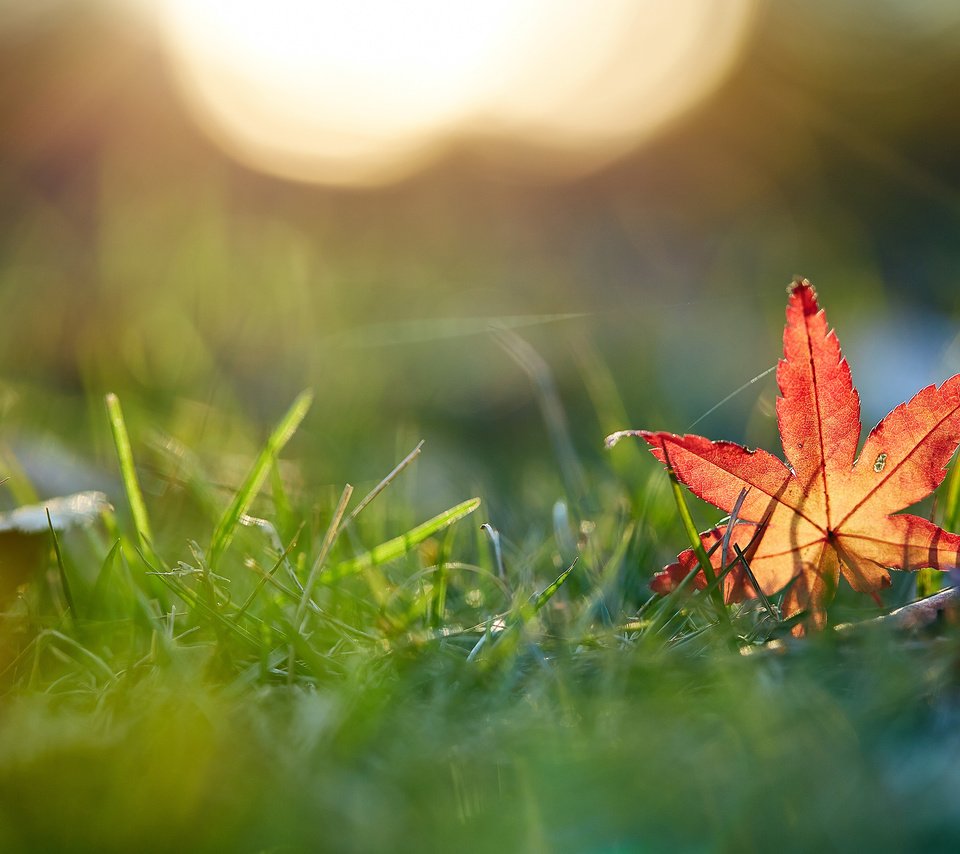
[615,280,960,633]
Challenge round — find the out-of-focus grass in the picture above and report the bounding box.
[1,157,960,851]
[0,371,959,851]
[2,588,960,852]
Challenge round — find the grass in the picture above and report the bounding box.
[1,179,959,850]
[0,373,959,853]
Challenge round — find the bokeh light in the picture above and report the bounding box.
[159,0,757,186]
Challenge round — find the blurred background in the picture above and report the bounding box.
[2,0,960,535]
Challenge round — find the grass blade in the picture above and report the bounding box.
[640,539,724,642]
[922,451,960,596]
[530,559,578,614]
[733,543,778,622]
[46,508,75,618]
[943,449,960,531]
[105,393,153,550]
[480,522,507,581]
[605,429,728,621]
[660,447,728,622]
[467,560,578,664]
[91,539,123,605]
[346,440,423,526]
[138,549,263,649]
[207,390,313,570]
[495,330,587,506]
[324,497,481,582]
[296,484,353,625]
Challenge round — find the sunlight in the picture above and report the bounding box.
[159,0,757,185]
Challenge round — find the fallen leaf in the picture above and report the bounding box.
[617,280,960,634]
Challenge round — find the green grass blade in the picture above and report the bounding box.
[91,539,123,605]
[235,524,302,619]
[666,471,715,582]
[139,550,263,649]
[105,393,153,550]
[41,630,114,683]
[429,529,454,628]
[942,450,960,533]
[667,468,727,612]
[918,454,960,596]
[655,443,729,626]
[270,460,296,536]
[468,560,578,664]
[207,390,313,570]
[530,560,577,614]
[46,509,75,618]
[324,497,481,582]
[606,430,728,626]
[642,545,718,641]
[915,567,941,598]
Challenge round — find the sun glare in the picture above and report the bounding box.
[159,0,757,186]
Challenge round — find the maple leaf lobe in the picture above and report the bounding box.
[791,277,821,316]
